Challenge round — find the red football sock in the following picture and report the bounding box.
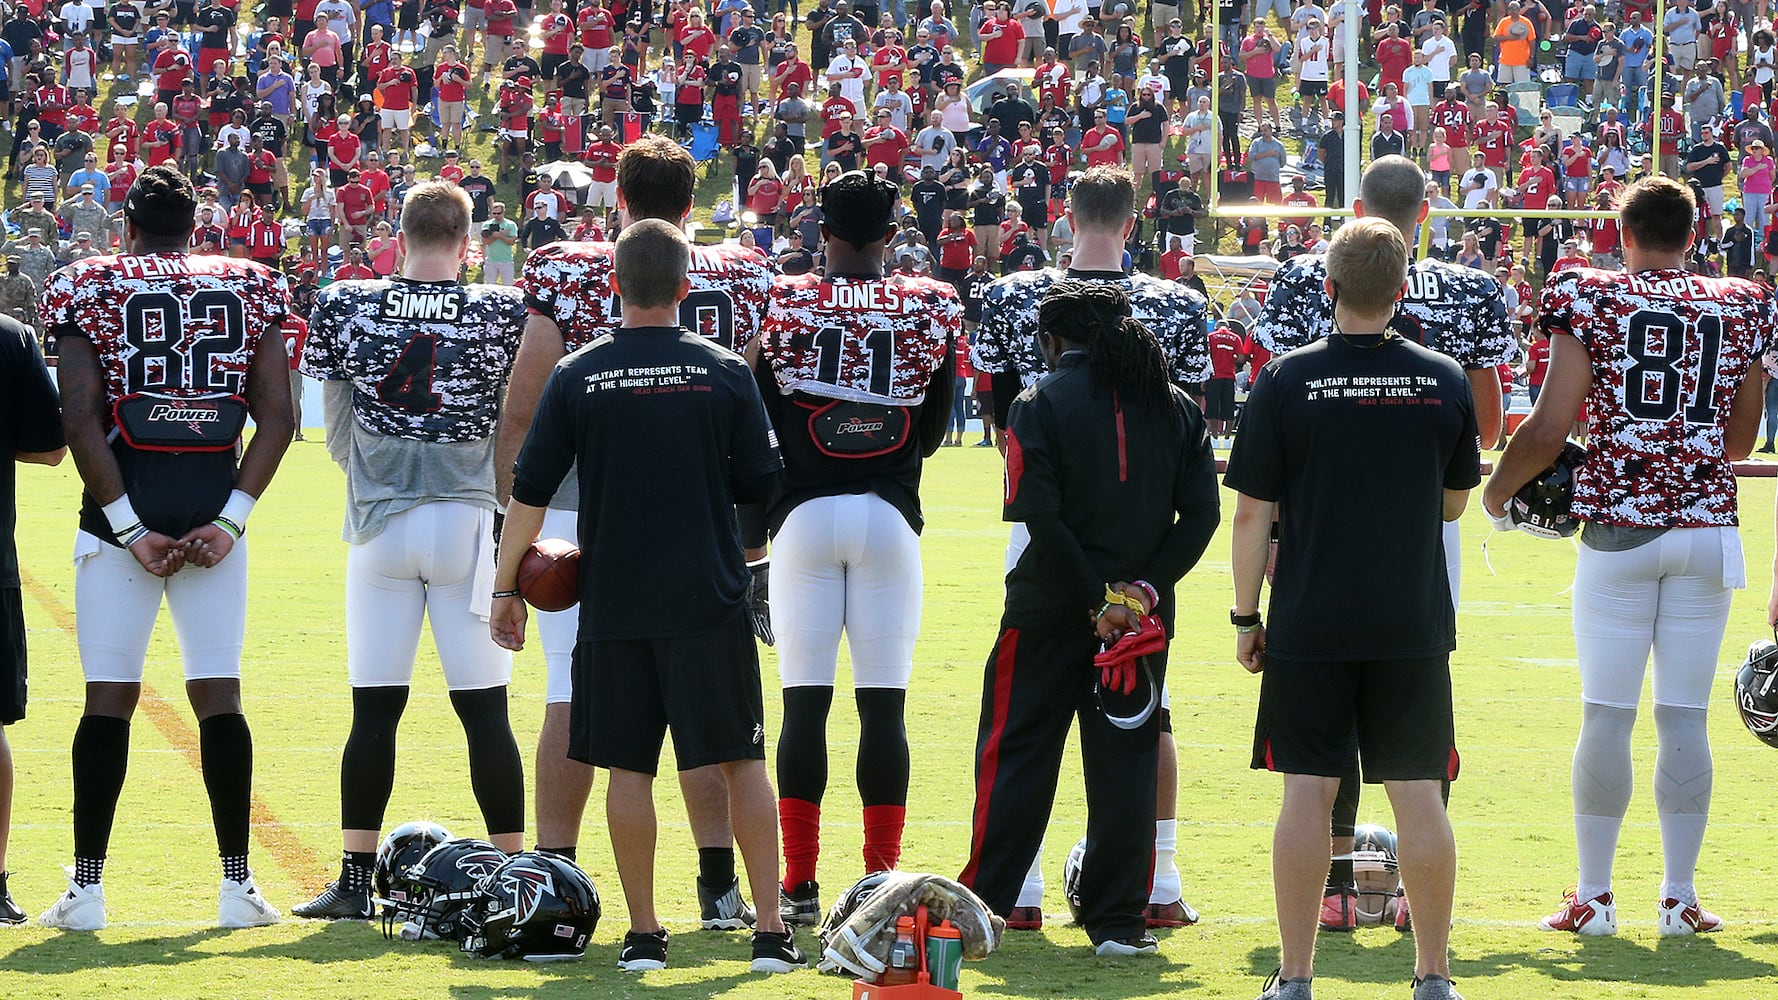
[861,804,907,873]
[780,797,821,892]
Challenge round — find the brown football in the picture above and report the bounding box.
[517,538,580,612]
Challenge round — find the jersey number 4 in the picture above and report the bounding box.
[1624,309,1724,425]
[124,290,248,393]
[377,333,444,412]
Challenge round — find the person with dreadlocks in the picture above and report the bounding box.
[1226,218,1478,1000]
[959,280,1220,957]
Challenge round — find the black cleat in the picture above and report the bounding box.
[778,880,822,928]
[749,929,808,973]
[698,875,756,930]
[618,928,669,972]
[291,881,373,920]
[0,872,24,925]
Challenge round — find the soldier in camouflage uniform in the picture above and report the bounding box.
[6,231,59,290]
[9,197,59,252]
[0,258,38,338]
[57,186,113,250]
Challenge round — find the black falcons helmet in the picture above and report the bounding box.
[1351,824,1402,926]
[1062,837,1088,925]
[374,821,453,918]
[392,838,509,942]
[459,851,600,962]
[1736,638,1778,748]
[1505,441,1587,539]
[818,870,895,949]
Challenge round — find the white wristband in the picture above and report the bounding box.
[102,494,150,547]
[214,490,257,539]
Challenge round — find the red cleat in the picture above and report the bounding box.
[1005,906,1043,930]
[1144,899,1200,928]
[1319,888,1358,932]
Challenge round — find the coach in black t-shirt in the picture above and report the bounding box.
[493,220,804,973]
[1223,218,1477,1000]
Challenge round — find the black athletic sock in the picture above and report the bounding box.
[1328,760,1361,892]
[698,846,736,888]
[854,689,909,808]
[222,855,250,883]
[536,845,577,862]
[341,686,409,831]
[199,713,254,862]
[777,686,834,804]
[72,715,131,882]
[343,850,375,891]
[450,687,524,838]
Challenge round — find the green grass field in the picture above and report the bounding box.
[2,438,1778,998]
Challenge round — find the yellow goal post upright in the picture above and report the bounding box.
[1199,0,1668,249]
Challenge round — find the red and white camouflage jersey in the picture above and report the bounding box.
[521,239,772,354]
[42,252,288,427]
[1541,267,1772,527]
[758,272,961,405]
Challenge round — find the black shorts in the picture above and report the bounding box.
[1205,377,1237,420]
[1297,80,1327,97]
[1246,74,1277,99]
[568,610,766,775]
[0,588,25,724]
[1251,653,1457,782]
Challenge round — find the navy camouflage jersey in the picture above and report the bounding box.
[970,268,1213,388]
[1252,255,1517,370]
[302,278,527,442]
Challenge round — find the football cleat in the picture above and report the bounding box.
[698,875,756,930]
[1538,889,1616,935]
[1394,893,1413,933]
[0,872,24,924]
[1093,933,1159,956]
[1318,887,1358,932]
[778,880,821,928]
[749,929,808,973]
[1144,898,1200,928]
[618,928,669,972]
[1412,974,1465,1000]
[38,871,106,931]
[1005,905,1044,930]
[219,875,282,928]
[291,880,373,920]
[1657,898,1724,936]
[1255,969,1314,1000]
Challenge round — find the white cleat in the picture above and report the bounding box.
[1537,889,1616,936]
[38,871,107,931]
[219,875,282,928]
[1657,897,1723,936]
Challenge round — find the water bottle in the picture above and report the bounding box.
[924,920,964,990]
[879,915,921,986]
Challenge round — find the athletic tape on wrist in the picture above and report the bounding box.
[102,494,151,547]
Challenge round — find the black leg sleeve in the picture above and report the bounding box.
[777,685,834,804]
[199,713,254,858]
[450,687,525,838]
[854,688,909,808]
[1328,730,1360,889]
[341,686,410,831]
[72,716,132,861]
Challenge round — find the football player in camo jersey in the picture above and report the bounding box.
[968,166,1211,932]
[292,182,529,921]
[752,170,961,928]
[39,167,293,932]
[1251,157,1515,933]
[497,134,770,930]
[1486,177,1771,939]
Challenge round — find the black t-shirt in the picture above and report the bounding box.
[112,3,142,34]
[511,326,782,639]
[196,5,233,46]
[251,115,290,155]
[1130,100,1165,143]
[1472,217,1503,258]
[1002,353,1220,627]
[933,61,963,90]
[1725,223,1754,267]
[1008,160,1047,213]
[1223,335,1481,660]
[504,55,542,79]
[1687,142,1729,187]
[961,269,993,322]
[970,185,1005,226]
[558,60,590,98]
[710,60,744,96]
[825,131,859,171]
[0,316,64,588]
[459,174,497,221]
[911,179,947,233]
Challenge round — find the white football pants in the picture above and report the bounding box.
[536,505,580,704]
[75,530,248,682]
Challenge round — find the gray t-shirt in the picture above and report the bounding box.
[1247,136,1287,181]
[324,383,501,541]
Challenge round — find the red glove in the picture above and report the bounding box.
[1093,615,1167,695]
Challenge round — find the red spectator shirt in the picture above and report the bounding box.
[822,95,854,134]
[247,148,277,183]
[863,124,908,171]
[486,0,519,37]
[337,182,374,227]
[1243,335,1271,371]
[33,84,68,127]
[1519,164,1556,206]
[1475,117,1514,168]
[578,6,613,48]
[1208,326,1242,379]
[154,49,192,92]
[679,24,716,62]
[937,226,976,270]
[1429,98,1470,147]
[980,17,1023,65]
[143,118,181,165]
[541,11,573,54]
[435,60,471,102]
[328,131,363,171]
[1375,35,1412,88]
[1552,254,1590,273]
[1083,124,1124,167]
[1525,336,1550,386]
[378,66,417,110]
[585,139,621,182]
[872,45,906,88]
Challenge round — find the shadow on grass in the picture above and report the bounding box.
[1245,930,1778,987]
[964,929,1205,999]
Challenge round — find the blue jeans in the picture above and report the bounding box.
[950,379,968,435]
[1764,377,1778,444]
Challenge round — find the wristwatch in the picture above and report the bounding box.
[1230,608,1261,629]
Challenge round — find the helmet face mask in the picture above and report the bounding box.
[1350,824,1401,926]
[1062,837,1088,925]
[1736,639,1778,748]
[373,821,453,921]
[386,838,509,943]
[819,871,895,951]
[1506,441,1586,539]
